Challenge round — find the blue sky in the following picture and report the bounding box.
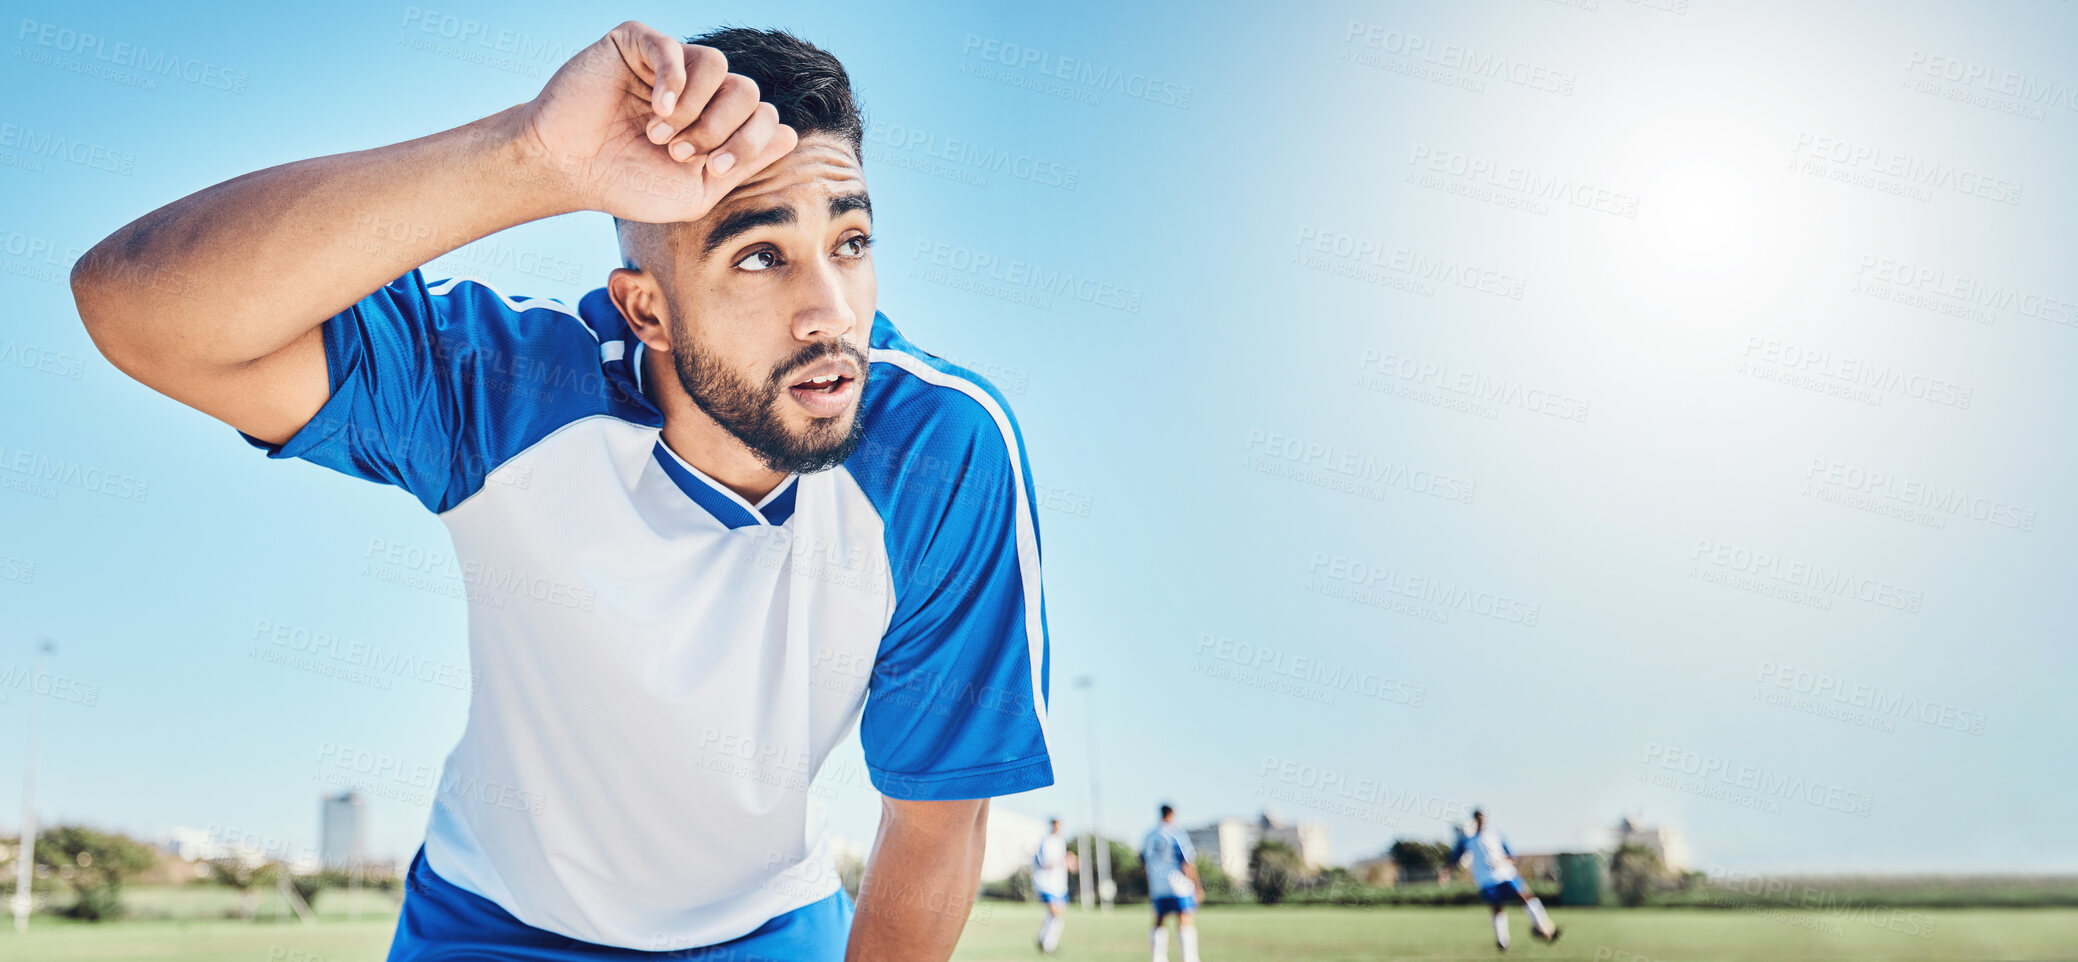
[2,0,2074,875]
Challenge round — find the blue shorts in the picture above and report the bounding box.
[1479,878,1532,905]
[1039,892,1069,906]
[386,847,854,961]
[1151,894,1197,916]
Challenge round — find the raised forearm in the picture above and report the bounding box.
[847,798,989,961]
[72,105,573,374]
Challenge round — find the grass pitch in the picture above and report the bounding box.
[0,904,2072,960]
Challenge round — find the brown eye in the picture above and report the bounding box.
[736,249,778,271]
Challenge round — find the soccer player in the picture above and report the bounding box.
[1032,817,1077,953]
[1141,804,1204,962]
[1452,808,1560,951]
[71,22,1053,962]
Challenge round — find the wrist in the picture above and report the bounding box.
[468,104,588,219]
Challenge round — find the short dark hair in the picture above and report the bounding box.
[1160,804,1175,819]
[689,26,862,161]
[613,27,864,260]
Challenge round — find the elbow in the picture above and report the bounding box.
[71,253,146,379]
[71,239,204,382]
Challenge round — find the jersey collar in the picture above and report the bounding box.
[651,440,798,529]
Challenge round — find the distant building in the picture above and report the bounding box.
[1613,816,1689,873]
[1186,811,1330,887]
[978,807,1047,882]
[320,790,367,871]
[1347,853,1400,886]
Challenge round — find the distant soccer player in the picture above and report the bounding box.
[1032,817,1077,954]
[1452,808,1560,951]
[1141,804,1204,962]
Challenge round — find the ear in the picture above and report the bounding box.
[607,267,673,354]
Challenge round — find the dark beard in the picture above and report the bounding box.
[672,336,869,475]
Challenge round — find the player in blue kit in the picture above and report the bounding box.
[1453,808,1560,952]
[73,21,1052,962]
[1141,804,1204,962]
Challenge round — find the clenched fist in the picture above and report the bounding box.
[517,20,801,223]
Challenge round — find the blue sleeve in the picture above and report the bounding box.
[1176,831,1197,864]
[1502,838,1514,859]
[1450,838,1469,862]
[849,345,1053,801]
[241,270,607,513]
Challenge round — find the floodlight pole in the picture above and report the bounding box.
[1074,675,1113,910]
[12,640,52,933]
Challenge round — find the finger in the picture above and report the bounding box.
[646,44,729,146]
[637,29,687,121]
[711,110,796,179]
[667,73,760,162]
[704,103,784,177]
[608,22,688,123]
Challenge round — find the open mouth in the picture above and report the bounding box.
[783,361,862,418]
[791,372,852,394]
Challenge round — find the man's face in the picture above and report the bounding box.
[658,134,876,474]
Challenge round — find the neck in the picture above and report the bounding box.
[645,350,788,504]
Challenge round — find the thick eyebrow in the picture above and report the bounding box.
[700,205,794,260]
[696,192,873,261]
[830,192,872,221]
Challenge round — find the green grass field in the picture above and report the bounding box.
[2,904,2073,961]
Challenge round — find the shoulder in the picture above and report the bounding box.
[844,311,1033,511]
[407,273,633,414]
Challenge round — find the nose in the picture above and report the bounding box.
[790,254,859,344]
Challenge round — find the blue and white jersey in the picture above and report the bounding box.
[1032,830,1070,897]
[1140,823,1196,899]
[243,269,1054,951]
[1452,828,1519,887]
